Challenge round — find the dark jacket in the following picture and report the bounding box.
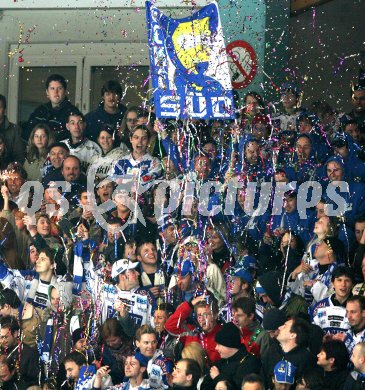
[0,116,25,163]
[261,340,317,388]
[323,368,349,390]
[1,378,28,390]
[85,102,127,141]
[17,342,41,386]
[200,347,261,390]
[24,97,77,141]
[344,371,365,390]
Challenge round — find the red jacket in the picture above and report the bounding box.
[164,301,222,363]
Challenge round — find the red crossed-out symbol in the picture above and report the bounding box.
[226,40,257,89]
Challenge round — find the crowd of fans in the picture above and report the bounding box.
[0,71,364,390]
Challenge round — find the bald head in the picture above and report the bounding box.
[61,155,81,182]
[352,342,365,373]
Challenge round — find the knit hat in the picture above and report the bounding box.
[274,360,296,384]
[215,322,242,349]
[72,328,85,345]
[262,308,286,331]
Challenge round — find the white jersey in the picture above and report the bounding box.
[86,263,156,325]
[61,138,102,172]
[312,295,350,334]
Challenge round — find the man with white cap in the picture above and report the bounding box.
[86,257,156,328]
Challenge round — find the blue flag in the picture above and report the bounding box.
[146,1,235,120]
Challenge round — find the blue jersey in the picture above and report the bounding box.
[111,152,161,184]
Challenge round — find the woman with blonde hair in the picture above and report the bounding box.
[181,341,209,372]
[24,123,55,181]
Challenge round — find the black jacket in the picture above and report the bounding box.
[16,343,41,386]
[323,368,349,390]
[24,97,77,141]
[201,347,261,390]
[344,371,365,390]
[85,102,127,141]
[261,340,317,388]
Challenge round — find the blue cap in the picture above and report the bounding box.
[242,255,258,270]
[159,216,177,232]
[274,360,296,384]
[234,268,253,284]
[255,281,266,295]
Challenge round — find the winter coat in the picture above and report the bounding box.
[0,116,25,162]
[200,347,261,390]
[261,339,317,388]
[24,97,77,141]
[164,301,223,364]
[85,102,127,141]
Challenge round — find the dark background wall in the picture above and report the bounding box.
[288,0,365,112]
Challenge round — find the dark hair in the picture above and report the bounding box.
[180,358,202,387]
[241,373,264,390]
[66,109,85,122]
[77,186,88,199]
[101,80,122,96]
[101,318,125,341]
[331,266,355,283]
[38,246,56,265]
[290,317,310,348]
[321,340,349,371]
[298,368,325,390]
[136,239,156,257]
[243,91,264,109]
[347,295,365,311]
[48,142,70,154]
[156,302,174,316]
[355,214,365,225]
[0,94,6,109]
[0,315,20,334]
[344,119,359,128]
[106,216,123,226]
[232,297,256,316]
[45,74,67,90]
[281,230,305,255]
[64,350,87,367]
[0,289,21,309]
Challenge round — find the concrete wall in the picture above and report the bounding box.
[288,0,365,112]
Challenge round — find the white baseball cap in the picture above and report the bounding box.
[111,259,139,278]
